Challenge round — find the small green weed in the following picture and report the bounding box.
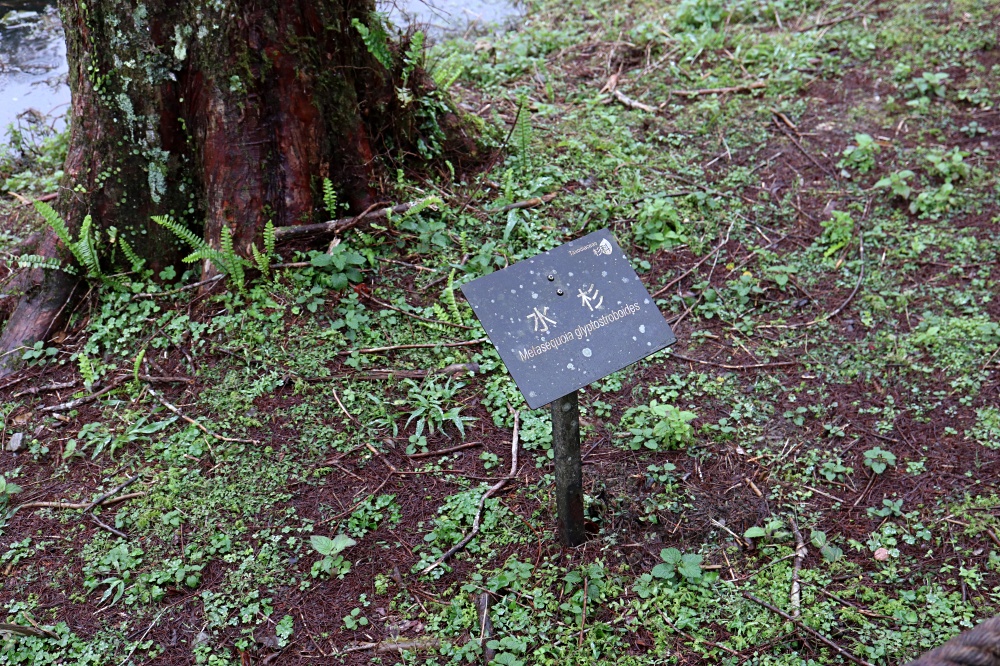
[621,400,697,450]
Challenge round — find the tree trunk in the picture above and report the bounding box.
[1,0,418,375]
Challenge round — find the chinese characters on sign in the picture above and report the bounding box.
[461,229,676,409]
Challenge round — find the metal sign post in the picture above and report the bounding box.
[461,229,677,546]
[551,390,585,546]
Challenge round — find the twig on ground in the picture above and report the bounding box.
[789,516,806,618]
[612,89,658,113]
[659,612,741,657]
[357,363,480,381]
[651,243,724,298]
[761,235,865,330]
[407,442,482,459]
[742,592,875,666]
[669,352,797,370]
[331,387,357,423]
[146,385,258,444]
[339,638,441,654]
[272,199,436,242]
[16,492,145,512]
[13,381,77,397]
[0,622,56,639]
[365,442,401,475]
[338,338,486,356]
[320,474,392,525]
[38,375,127,412]
[488,192,558,212]
[772,115,836,178]
[421,409,520,575]
[796,0,879,32]
[137,374,193,384]
[90,513,127,539]
[672,81,766,96]
[135,274,224,298]
[84,473,145,512]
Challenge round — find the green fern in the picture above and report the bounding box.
[442,269,463,325]
[402,31,425,84]
[400,196,443,221]
[514,96,532,173]
[33,201,111,282]
[351,16,394,72]
[17,254,69,273]
[78,353,96,391]
[117,237,145,271]
[250,220,276,279]
[153,214,250,292]
[322,178,339,218]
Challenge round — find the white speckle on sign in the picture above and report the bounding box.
[567,363,575,370]
[582,348,592,357]
[639,325,646,334]
[602,271,607,277]
[532,292,538,299]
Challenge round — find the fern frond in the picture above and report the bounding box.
[251,243,269,279]
[33,200,73,248]
[76,214,102,277]
[153,215,208,252]
[401,196,444,220]
[118,237,145,271]
[17,254,73,274]
[322,179,338,217]
[442,269,463,325]
[263,220,275,258]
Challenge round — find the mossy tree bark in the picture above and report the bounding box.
[1,0,416,375]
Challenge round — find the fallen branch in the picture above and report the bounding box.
[795,0,878,32]
[91,513,127,539]
[16,492,145,512]
[13,381,77,397]
[84,474,144,512]
[421,409,520,575]
[146,385,258,444]
[38,375,127,412]
[338,338,486,356]
[408,442,482,459]
[365,296,473,330]
[365,442,401,475]
[359,363,481,381]
[789,516,806,618]
[488,192,558,213]
[772,115,836,178]
[612,89,658,113]
[742,592,875,666]
[651,243,724,298]
[669,352,797,370]
[0,622,56,639]
[138,374,193,384]
[340,638,441,654]
[672,81,766,97]
[273,199,435,242]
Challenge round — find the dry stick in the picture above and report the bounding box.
[489,192,558,213]
[16,492,145,512]
[612,89,658,113]
[84,473,144,512]
[772,116,836,179]
[272,198,435,242]
[0,622,56,639]
[12,381,77,397]
[331,387,357,424]
[650,244,723,298]
[762,235,865,330]
[38,375,128,412]
[135,274,224,298]
[795,0,879,32]
[145,385,258,444]
[788,516,806,618]
[90,513,127,539]
[672,81,766,96]
[421,410,520,575]
[659,612,741,657]
[669,352,797,371]
[742,592,875,666]
[319,474,392,526]
[357,363,480,381]
[338,338,486,356]
[364,442,400,474]
[407,441,482,459]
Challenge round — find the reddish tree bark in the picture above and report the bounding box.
[1,0,427,375]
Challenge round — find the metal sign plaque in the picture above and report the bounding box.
[461,229,676,409]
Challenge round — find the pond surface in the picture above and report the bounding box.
[0,0,519,136]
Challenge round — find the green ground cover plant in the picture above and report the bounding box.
[0,0,999,664]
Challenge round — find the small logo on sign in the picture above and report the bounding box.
[594,239,613,256]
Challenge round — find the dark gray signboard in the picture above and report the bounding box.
[461,229,676,409]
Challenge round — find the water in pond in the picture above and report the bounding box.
[0,0,520,136]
